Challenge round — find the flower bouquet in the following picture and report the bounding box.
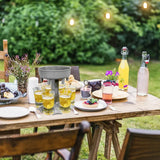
[8,53,40,94]
[103,69,128,89]
[103,69,119,94]
[104,69,119,86]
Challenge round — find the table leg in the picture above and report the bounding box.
[112,132,120,159]
[99,120,122,160]
[88,124,103,160]
[104,132,112,159]
[13,156,21,160]
[87,127,92,150]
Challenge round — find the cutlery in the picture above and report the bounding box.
[108,105,116,111]
[108,105,121,112]
[71,105,79,115]
[29,107,42,119]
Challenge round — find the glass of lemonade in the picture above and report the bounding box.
[43,85,51,96]
[59,88,71,109]
[59,83,65,94]
[42,91,54,110]
[33,86,43,105]
[69,86,76,104]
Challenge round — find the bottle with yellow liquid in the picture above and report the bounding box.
[118,46,129,90]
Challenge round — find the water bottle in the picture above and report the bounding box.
[137,51,150,96]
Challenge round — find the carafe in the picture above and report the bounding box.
[137,51,150,96]
[118,47,129,90]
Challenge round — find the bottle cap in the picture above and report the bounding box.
[142,51,150,64]
[43,79,48,83]
[121,46,129,55]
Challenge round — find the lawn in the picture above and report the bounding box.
[1,59,160,160]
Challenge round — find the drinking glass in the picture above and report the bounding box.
[59,83,65,94]
[80,86,92,99]
[59,89,71,109]
[67,86,76,104]
[33,86,43,105]
[102,83,113,104]
[42,91,54,110]
[43,84,51,96]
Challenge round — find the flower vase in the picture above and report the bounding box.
[17,80,28,95]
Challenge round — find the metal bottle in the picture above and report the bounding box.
[137,51,150,96]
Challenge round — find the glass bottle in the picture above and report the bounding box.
[118,46,129,90]
[137,51,150,96]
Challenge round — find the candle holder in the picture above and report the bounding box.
[80,86,92,99]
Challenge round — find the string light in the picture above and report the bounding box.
[105,12,111,19]
[143,2,148,9]
[69,18,75,26]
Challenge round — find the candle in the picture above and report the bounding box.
[80,86,92,99]
[27,77,38,104]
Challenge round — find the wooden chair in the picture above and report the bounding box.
[0,40,9,82]
[71,66,80,81]
[118,128,160,160]
[0,121,90,160]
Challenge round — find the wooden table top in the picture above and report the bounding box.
[0,86,160,131]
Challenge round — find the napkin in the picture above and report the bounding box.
[27,77,38,104]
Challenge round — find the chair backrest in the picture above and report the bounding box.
[71,66,80,81]
[0,121,90,160]
[0,40,9,82]
[118,128,160,160]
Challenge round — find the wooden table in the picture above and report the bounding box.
[0,86,160,159]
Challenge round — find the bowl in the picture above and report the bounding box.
[38,66,71,80]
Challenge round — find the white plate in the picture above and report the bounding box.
[92,89,129,100]
[74,100,107,112]
[0,107,29,119]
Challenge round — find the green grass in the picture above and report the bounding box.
[1,60,160,160]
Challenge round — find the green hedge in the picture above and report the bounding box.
[0,0,160,64]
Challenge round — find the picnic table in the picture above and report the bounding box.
[0,85,160,160]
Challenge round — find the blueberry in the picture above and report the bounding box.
[1,83,5,88]
[14,91,19,97]
[5,88,10,92]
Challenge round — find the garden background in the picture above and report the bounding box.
[0,0,160,64]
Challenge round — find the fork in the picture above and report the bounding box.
[71,105,79,115]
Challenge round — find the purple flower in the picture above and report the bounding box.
[115,72,119,76]
[109,71,113,75]
[105,71,110,76]
[15,55,19,59]
[123,85,128,88]
[105,70,113,76]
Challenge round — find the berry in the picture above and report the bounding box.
[1,83,5,88]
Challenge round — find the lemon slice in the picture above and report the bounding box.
[4,92,14,99]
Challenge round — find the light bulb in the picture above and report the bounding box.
[105,12,110,19]
[69,18,75,26]
[143,2,148,9]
